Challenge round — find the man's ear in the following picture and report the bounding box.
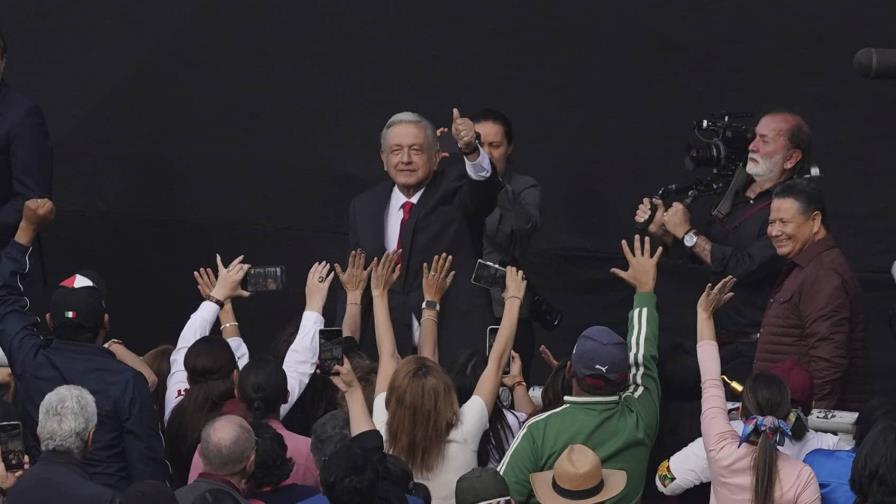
[507,144,514,156]
[102,313,110,332]
[783,149,803,170]
[810,211,823,234]
[565,361,574,379]
[45,313,54,330]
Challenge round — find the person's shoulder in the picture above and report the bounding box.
[351,179,392,205]
[510,172,539,188]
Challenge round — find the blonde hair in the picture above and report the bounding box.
[385,356,459,476]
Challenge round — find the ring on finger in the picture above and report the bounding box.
[317,276,325,283]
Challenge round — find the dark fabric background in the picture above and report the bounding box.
[0,2,893,398]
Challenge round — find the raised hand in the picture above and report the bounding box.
[335,249,372,299]
[370,251,401,296]
[435,127,451,162]
[330,357,360,393]
[193,267,218,301]
[609,235,663,293]
[451,108,478,154]
[503,266,527,302]
[697,276,736,316]
[21,198,56,231]
[208,254,251,302]
[538,344,560,370]
[305,261,335,314]
[634,197,666,236]
[663,202,692,239]
[422,253,455,302]
[501,350,525,387]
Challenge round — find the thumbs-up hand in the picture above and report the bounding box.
[451,107,478,154]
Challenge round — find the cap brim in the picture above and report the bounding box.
[530,469,627,504]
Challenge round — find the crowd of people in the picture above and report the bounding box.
[0,26,895,501]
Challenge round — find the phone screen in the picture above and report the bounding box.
[485,326,511,375]
[244,266,286,292]
[0,422,25,471]
[471,260,506,290]
[318,328,344,376]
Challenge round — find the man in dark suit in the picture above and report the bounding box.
[0,31,53,244]
[8,385,120,504]
[345,109,502,364]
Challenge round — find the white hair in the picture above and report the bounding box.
[199,415,255,476]
[37,385,97,456]
[380,111,438,152]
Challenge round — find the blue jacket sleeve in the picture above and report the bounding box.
[0,240,42,370]
[0,104,53,225]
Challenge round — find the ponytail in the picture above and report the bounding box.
[753,430,779,504]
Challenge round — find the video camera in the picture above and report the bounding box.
[636,112,754,230]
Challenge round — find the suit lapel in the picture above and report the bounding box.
[397,171,442,285]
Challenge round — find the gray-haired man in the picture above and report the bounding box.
[8,385,119,504]
[343,109,502,362]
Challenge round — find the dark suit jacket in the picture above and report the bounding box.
[345,158,502,364]
[0,80,53,243]
[8,451,120,504]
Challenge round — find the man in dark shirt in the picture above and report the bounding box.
[0,198,169,490]
[755,179,866,411]
[636,111,811,382]
[8,385,119,504]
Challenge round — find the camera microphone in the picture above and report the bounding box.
[853,48,896,79]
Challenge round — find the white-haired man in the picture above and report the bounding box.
[8,385,118,504]
[344,109,502,362]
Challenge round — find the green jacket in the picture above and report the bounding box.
[498,293,660,503]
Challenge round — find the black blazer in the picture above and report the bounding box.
[0,80,53,243]
[8,451,120,504]
[345,158,502,364]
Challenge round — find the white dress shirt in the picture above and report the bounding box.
[383,145,493,346]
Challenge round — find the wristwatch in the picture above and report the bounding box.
[683,228,699,248]
[421,300,440,312]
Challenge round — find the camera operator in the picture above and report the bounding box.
[635,111,812,382]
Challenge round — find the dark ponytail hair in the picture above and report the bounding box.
[740,372,791,504]
[165,336,238,488]
[541,358,572,413]
[238,356,289,422]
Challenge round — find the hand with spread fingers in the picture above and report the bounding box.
[422,253,455,303]
[697,275,737,316]
[335,249,372,301]
[305,261,335,314]
[609,235,663,293]
[208,254,251,302]
[370,251,401,297]
[193,267,221,303]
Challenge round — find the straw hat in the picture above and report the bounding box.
[530,444,626,503]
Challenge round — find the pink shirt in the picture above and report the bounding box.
[189,419,319,489]
[698,341,820,504]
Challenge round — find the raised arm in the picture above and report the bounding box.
[331,357,375,436]
[371,251,402,396]
[696,277,738,446]
[104,340,159,391]
[279,261,333,418]
[418,253,455,363]
[501,350,537,417]
[0,199,55,366]
[194,267,244,341]
[335,249,371,341]
[165,254,250,423]
[473,266,526,415]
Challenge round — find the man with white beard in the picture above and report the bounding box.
[635,111,812,384]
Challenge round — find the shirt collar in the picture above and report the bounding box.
[791,235,837,268]
[389,185,424,212]
[197,472,244,495]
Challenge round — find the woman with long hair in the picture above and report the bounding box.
[369,251,526,504]
[142,344,174,428]
[696,276,820,503]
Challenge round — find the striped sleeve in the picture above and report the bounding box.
[622,293,660,430]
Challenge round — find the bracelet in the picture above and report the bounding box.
[221,322,239,329]
[421,315,439,324]
[206,295,225,308]
[512,380,527,390]
[459,143,479,156]
[504,295,522,303]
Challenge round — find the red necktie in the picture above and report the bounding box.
[395,201,414,263]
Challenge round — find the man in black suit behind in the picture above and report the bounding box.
[345,109,502,364]
[0,31,53,244]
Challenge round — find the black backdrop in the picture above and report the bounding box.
[1,2,894,394]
